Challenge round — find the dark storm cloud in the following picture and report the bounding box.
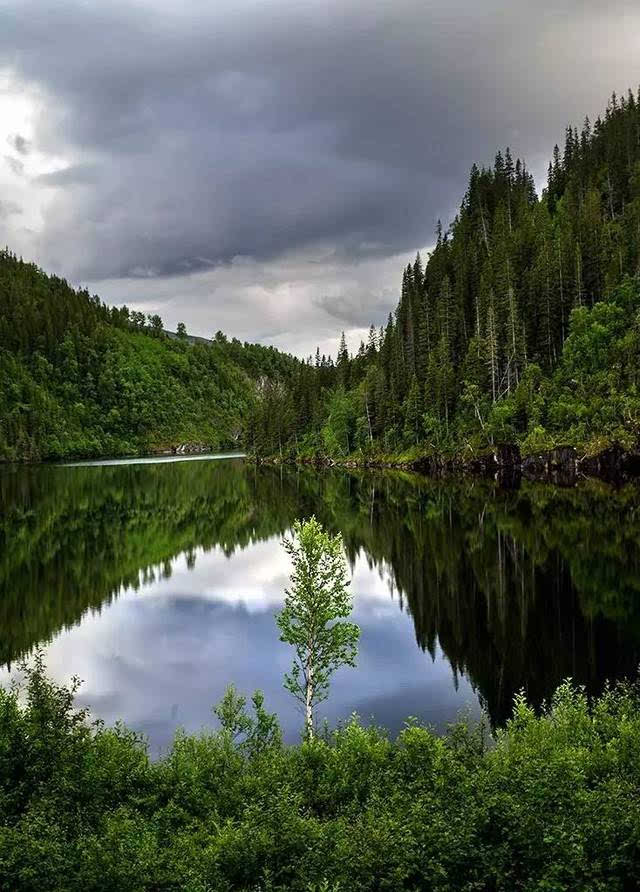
[1,0,639,292]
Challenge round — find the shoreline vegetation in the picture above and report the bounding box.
[254,439,640,486]
[0,247,299,464]
[2,657,640,890]
[4,512,640,891]
[245,91,640,470]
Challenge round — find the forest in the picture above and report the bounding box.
[248,90,640,463]
[2,89,640,463]
[0,251,296,461]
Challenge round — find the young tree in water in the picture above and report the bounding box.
[277,517,360,738]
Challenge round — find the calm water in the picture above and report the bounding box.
[1,456,639,752]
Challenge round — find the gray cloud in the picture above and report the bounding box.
[313,292,394,328]
[35,163,101,187]
[3,155,24,176]
[1,0,639,353]
[0,200,22,219]
[7,133,31,155]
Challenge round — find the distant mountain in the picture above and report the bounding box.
[164,329,212,347]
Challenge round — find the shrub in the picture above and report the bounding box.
[0,661,639,889]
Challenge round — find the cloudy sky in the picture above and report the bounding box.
[1,0,639,356]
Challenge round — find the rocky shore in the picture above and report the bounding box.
[256,442,640,486]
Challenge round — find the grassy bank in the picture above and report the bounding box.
[1,659,639,891]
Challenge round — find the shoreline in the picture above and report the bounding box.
[0,446,245,467]
[4,440,640,486]
[255,442,640,486]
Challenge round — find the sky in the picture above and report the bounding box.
[1,0,639,358]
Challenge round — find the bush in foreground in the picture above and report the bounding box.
[0,657,639,890]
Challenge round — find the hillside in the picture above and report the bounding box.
[0,251,297,461]
[248,89,640,463]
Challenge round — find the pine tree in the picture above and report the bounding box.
[403,375,422,445]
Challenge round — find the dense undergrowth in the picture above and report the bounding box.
[1,657,639,891]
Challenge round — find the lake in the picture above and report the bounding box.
[1,455,639,753]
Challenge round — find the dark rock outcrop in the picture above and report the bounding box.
[580,444,625,479]
[255,440,640,486]
[523,446,577,486]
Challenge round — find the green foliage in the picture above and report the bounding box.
[214,686,282,756]
[5,87,640,463]
[0,249,298,461]
[1,659,639,889]
[543,279,640,448]
[277,518,360,737]
[321,390,357,458]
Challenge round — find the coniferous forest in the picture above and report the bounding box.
[248,90,640,463]
[2,89,640,464]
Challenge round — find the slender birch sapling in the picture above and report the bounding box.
[277,517,360,738]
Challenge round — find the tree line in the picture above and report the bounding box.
[2,88,640,463]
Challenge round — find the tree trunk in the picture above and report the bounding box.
[479,203,491,255]
[365,397,373,444]
[305,665,314,739]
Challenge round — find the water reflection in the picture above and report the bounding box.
[1,459,639,747]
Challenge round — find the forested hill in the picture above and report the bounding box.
[3,89,640,464]
[248,89,640,461]
[0,251,297,461]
